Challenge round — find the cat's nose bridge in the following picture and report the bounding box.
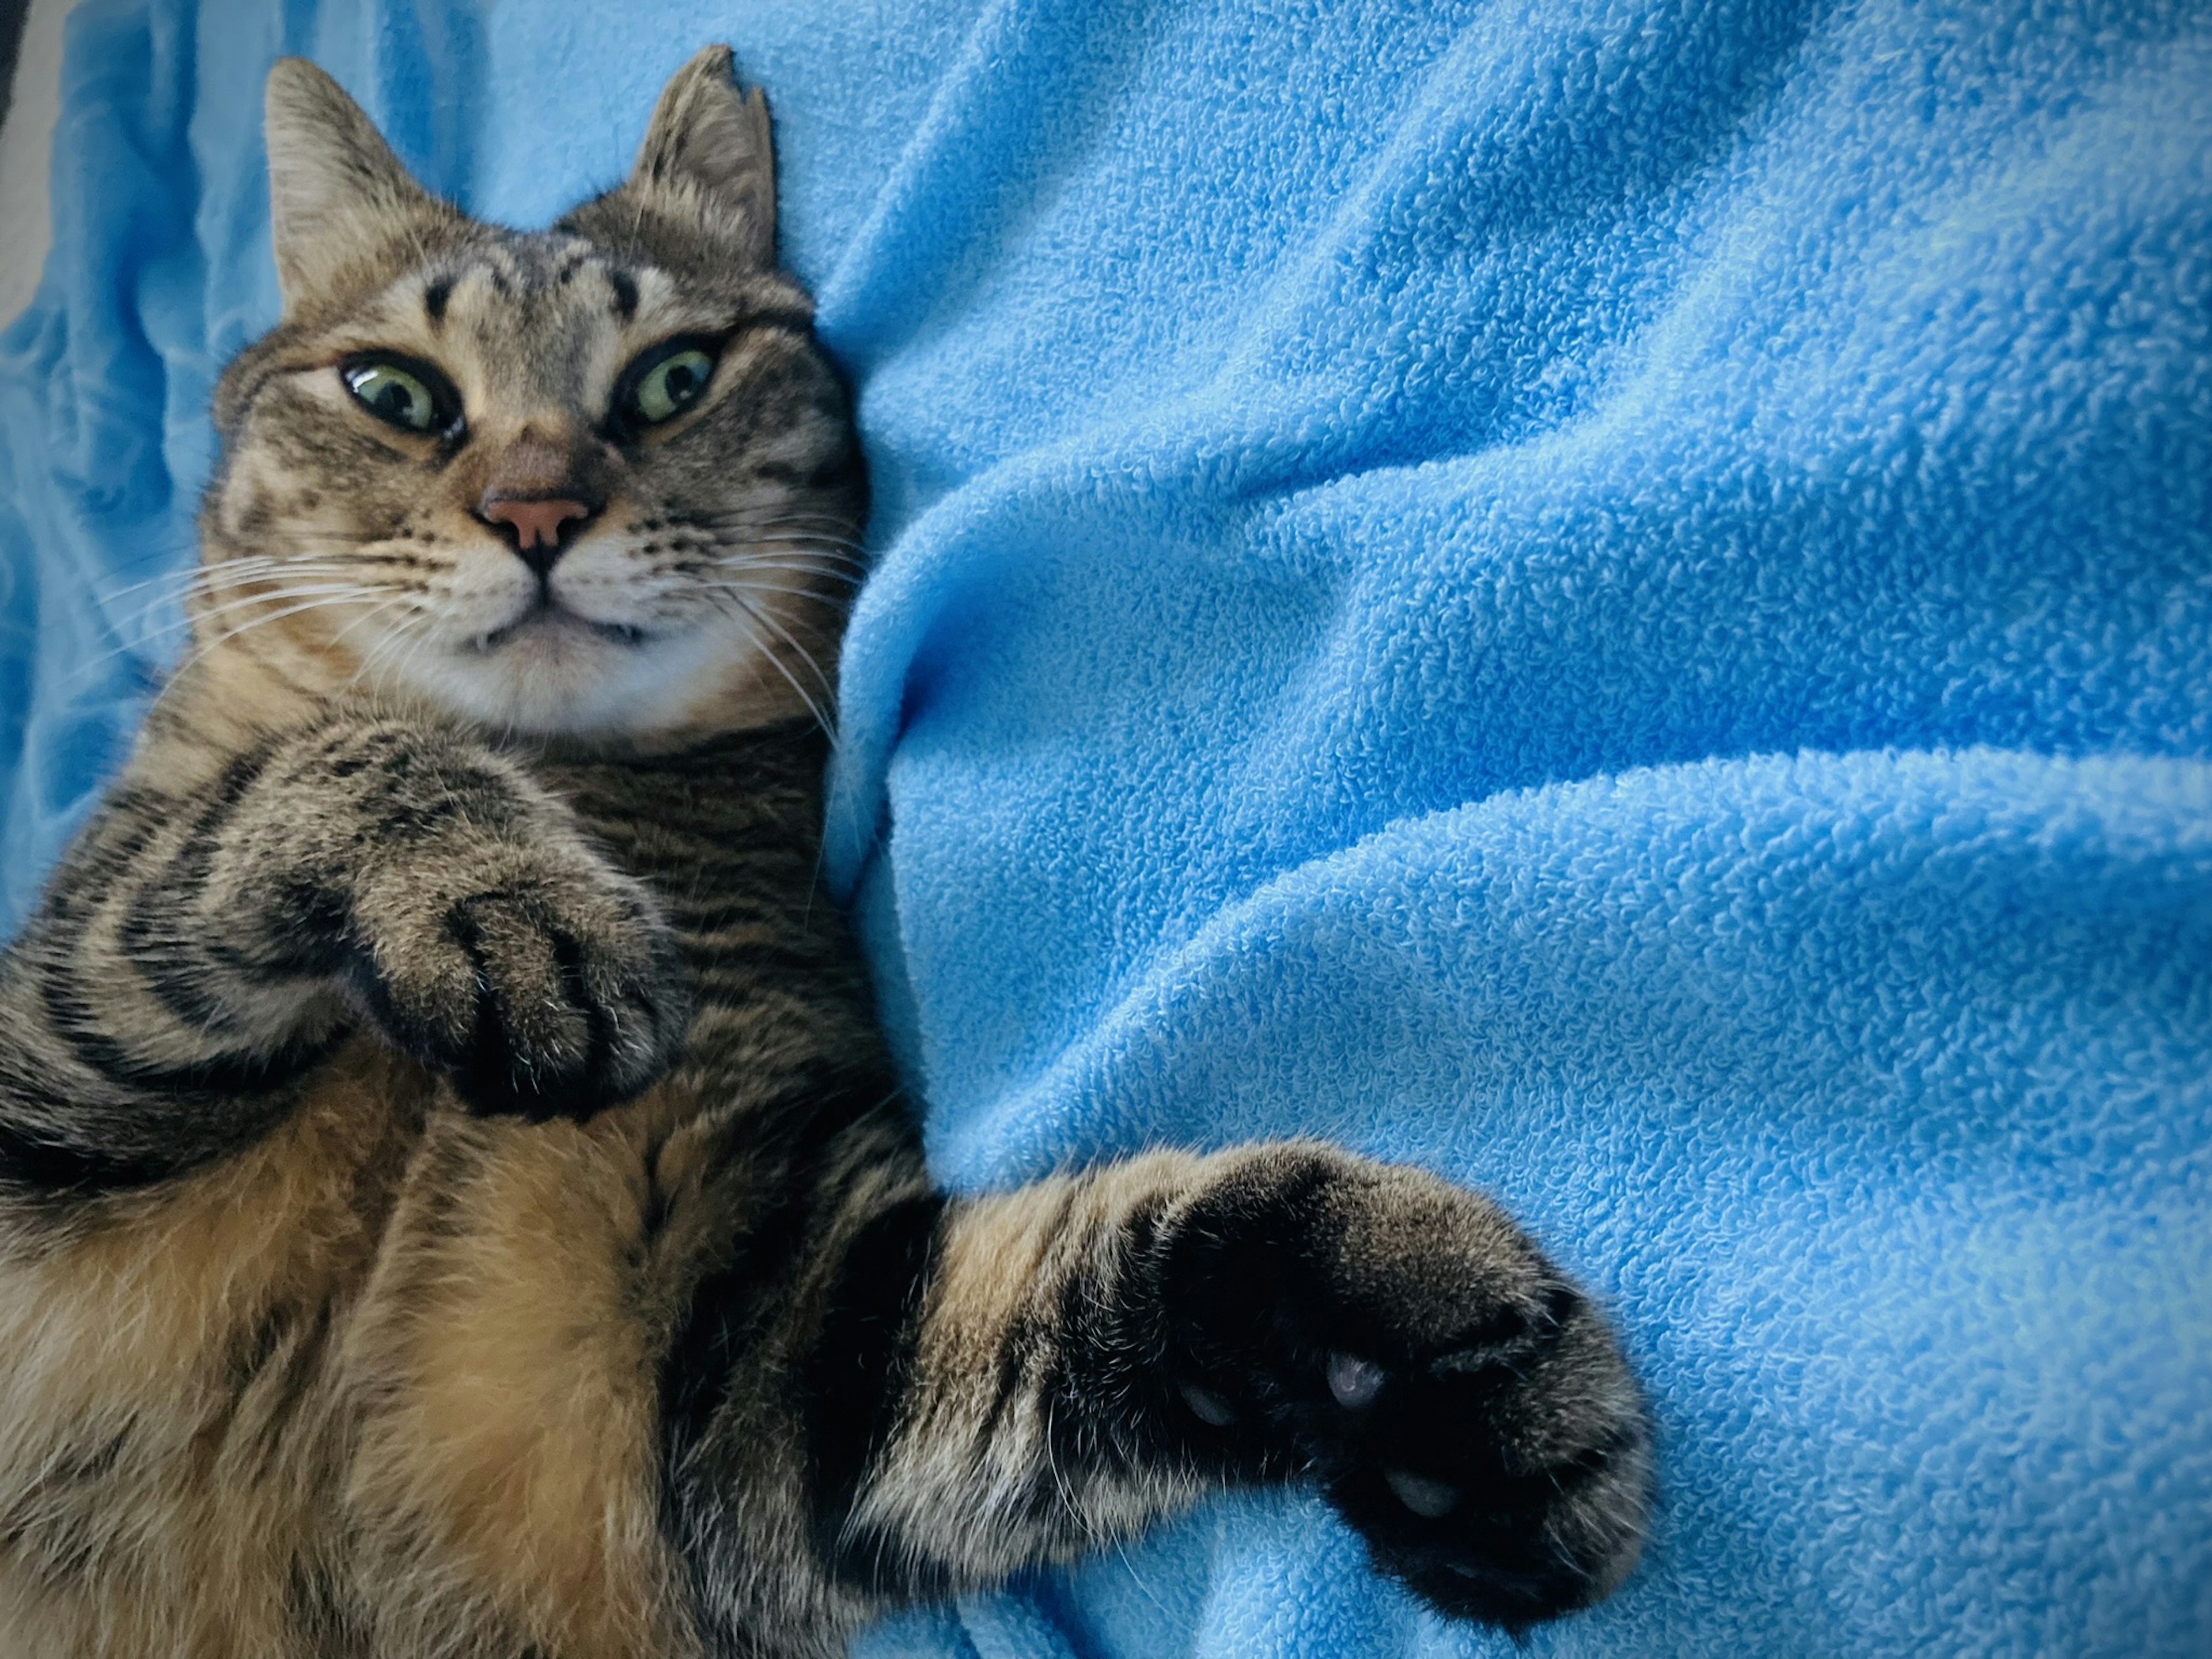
[478,430,593,503]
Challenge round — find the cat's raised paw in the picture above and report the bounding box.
[343,850,691,1122]
[1165,1147,1652,1630]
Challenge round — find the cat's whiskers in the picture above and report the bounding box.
[350,601,424,679]
[345,603,444,697]
[159,576,370,642]
[98,556,363,620]
[60,567,377,687]
[721,593,836,728]
[692,571,841,643]
[325,611,426,702]
[327,592,432,658]
[132,584,394,724]
[710,532,869,562]
[690,516,868,555]
[693,505,862,532]
[704,536,869,570]
[193,586,392,649]
[164,585,396,687]
[702,537,869,584]
[184,582,400,639]
[700,589,836,744]
[690,513,862,553]
[691,578,842,607]
[96,552,301,605]
[705,557,864,588]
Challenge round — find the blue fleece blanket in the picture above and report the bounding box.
[3,1,2208,1654]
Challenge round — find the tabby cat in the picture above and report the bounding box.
[0,49,1653,1658]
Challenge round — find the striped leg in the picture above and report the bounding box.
[826,1143,1653,1631]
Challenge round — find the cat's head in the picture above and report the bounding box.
[195,48,862,742]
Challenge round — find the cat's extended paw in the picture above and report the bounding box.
[1166,1147,1652,1630]
[343,846,691,1122]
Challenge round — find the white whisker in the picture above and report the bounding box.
[703,560,866,588]
[96,555,360,609]
[706,590,837,745]
[160,589,389,688]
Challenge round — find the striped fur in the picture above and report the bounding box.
[0,49,1653,1657]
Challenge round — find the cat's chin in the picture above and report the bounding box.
[388,614,810,741]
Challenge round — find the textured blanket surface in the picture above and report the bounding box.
[1,1,2207,1655]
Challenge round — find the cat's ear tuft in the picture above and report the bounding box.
[626,46,777,266]
[264,58,454,306]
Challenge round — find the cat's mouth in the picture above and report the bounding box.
[470,599,649,654]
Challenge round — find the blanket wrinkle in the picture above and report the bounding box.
[1,2,2207,1657]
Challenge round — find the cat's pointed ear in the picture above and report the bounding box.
[264,58,454,305]
[624,46,777,266]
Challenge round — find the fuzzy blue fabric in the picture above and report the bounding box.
[2,1,2207,1654]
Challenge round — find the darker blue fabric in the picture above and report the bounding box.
[1,2,2207,1656]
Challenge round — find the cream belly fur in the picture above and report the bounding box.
[0,1054,706,1657]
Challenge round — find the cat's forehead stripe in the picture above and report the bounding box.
[421,244,654,326]
[628,267,696,335]
[606,267,639,322]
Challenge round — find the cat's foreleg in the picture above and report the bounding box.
[0,714,690,1188]
[824,1143,1653,1631]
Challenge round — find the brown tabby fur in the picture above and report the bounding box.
[0,50,1653,1658]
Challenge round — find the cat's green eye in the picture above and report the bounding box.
[340,356,459,436]
[622,343,717,427]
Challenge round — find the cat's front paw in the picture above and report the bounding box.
[344,846,691,1121]
[1166,1147,1652,1630]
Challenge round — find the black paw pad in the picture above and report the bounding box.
[1326,1352,1385,1410]
[1384,1469,1459,1518]
[1180,1382,1238,1427]
[1164,1150,1653,1631]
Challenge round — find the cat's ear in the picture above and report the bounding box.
[263,58,453,305]
[623,46,777,266]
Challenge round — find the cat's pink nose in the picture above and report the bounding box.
[480,496,590,556]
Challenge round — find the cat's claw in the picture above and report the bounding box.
[1327,1351,1385,1409]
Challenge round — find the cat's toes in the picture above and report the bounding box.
[348,861,691,1120]
[1166,1147,1652,1630]
[1308,1286,1653,1629]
